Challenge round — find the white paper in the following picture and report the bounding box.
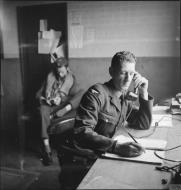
[69,25,83,48]
[70,11,82,24]
[153,106,170,111]
[42,31,54,39]
[152,114,172,128]
[85,28,95,43]
[103,150,165,165]
[50,29,61,39]
[42,29,62,39]
[114,135,167,150]
[38,39,52,54]
[40,19,47,31]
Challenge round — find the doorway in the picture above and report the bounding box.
[17,3,68,112]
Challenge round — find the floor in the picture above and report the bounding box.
[0,132,90,190]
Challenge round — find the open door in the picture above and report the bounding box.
[17,3,67,113]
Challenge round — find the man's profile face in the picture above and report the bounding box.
[111,61,135,91]
[57,65,68,78]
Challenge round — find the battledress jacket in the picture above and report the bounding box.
[73,79,154,154]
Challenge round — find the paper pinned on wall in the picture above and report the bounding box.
[69,25,83,48]
[38,29,62,54]
[38,39,52,54]
[42,31,54,39]
[40,19,48,31]
[84,28,95,44]
[70,11,82,24]
[41,30,61,40]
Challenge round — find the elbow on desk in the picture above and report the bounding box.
[129,122,150,130]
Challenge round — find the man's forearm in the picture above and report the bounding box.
[139,90,148,101]
[74,128,116,153]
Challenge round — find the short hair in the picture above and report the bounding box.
[52,57,68,76]
[53,57,68,70]
[111,51,136,69]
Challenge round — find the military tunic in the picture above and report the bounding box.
[74,79,154,154]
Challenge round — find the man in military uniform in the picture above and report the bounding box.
[73,51,154,158]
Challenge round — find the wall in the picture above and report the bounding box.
[1,1,180,58]
[68,1,180,57]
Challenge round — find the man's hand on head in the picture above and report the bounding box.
[133,72,148,100]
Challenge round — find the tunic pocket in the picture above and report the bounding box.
[96,112,117,137]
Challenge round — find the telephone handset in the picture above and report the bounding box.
[126,88,138,101]
[125,73,138,101]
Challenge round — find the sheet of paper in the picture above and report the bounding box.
[103,150,165,165]
[153,106,170,112]
[38,39,52,54]
[114,135,167,150]
[40,19,47,31]
[69,25,83,48]
[152,114,172,127]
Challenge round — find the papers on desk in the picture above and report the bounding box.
[103,150,165,165]
[152,106,172,127]
[152,114,172,127]
[114,135,167,150]
[153,105,170,112]
[102,135,167,165]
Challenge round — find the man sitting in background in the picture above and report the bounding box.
[37,57,83,165]
[73,51,154,158]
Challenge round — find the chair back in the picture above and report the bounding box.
[48,109,76,135]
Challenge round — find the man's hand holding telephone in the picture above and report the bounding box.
[113,72,149,158]
[132,72,149,101]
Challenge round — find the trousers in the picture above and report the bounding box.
[40,104,55,139]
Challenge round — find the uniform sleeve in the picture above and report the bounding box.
[74,85,116,153]
[127,95,154,129]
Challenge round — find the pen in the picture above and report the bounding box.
[127,132,138,143]
[127,132,146,153]
[145,147,165,151]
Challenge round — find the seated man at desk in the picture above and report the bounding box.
[73,51,154,158]
[37,57,83,165]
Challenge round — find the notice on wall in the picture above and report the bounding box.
[38,38,52,54]
[70,11,82,24]
[84,28,95,44]
[69,24,83,49]
[40,19,48,31]
[38,29,62,54]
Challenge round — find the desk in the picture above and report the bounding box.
[77,110,181,189]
